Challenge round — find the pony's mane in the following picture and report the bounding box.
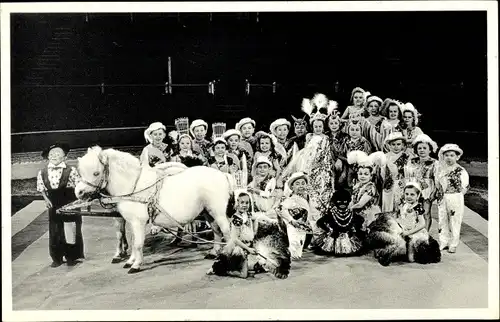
[102,147,141,174]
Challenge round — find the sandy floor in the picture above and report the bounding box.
[9,204,489,310]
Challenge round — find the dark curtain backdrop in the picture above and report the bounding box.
[11,12,487,155]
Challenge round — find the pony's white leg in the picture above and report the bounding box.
[205,222,223,259]
[111,217,126,263]
[128,218,147,273]
[207,211,231,258]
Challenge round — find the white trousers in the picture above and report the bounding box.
[437,193,464,248]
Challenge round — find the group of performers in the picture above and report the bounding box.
[36,86,470,275]
[138,86,469,276]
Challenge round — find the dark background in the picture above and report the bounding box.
[10,12,488,157]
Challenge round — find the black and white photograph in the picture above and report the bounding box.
[2,1,498,320]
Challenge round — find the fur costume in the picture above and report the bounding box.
[367,212,441,266]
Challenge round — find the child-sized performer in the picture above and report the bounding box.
[435,144,469,253]
[285,114,309,155]
[347,151,385,230]
[36,143,84,267]
[275,172,314,259]
[171,118,207,167]
[381,132,410,212]
[400,103,424,156]
[224,129,253,178]
[405,134,439,231]
[313,189,365,256]
[235,117,257,154]
[341,87,368,120]
[364,95,386,132]
[367,182,441,266]
[140,122,173,167]
[269,118,291,161]
[209,123,239,174]
[207,190,259,279]
[343,121,373,188]
[190,119,212,160]
[253,131,287,179]
[248,156,278,213]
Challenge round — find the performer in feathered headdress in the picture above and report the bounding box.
[404,134,439,231]
[347,151,386,231]
[301,94,338,144]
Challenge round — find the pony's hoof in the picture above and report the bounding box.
[275,272,288,279]
[123,263,132,269]
[119,252,128,259]
[128,268,141,274]
[204,253,217,260]
[111,258,122,264]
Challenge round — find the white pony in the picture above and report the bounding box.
[75,146,234,273]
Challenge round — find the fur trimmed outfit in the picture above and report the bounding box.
[140,142,172,167]
[279,194,312,259]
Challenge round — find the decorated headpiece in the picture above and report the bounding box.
[174,117,190,136]
[302,94,338,124]
[144,122,166,143]
[412,134,438,154]
[404,181,422,194]
[438,143,463,161]
[42,143,70,159]
[381,98,404,118]
[347,151,386,170]
[189,119,208,137]
[235,117,256,132]
[251,155,273,178]
[401,102,421,125]
[350,87,366,103]
[366,95,383,107]
[291,115,308,128]
[269,118,291,137]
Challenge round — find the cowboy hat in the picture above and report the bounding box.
[42,143,70,159]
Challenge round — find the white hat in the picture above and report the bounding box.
[366,95,383,106]
[283,172,309,197]
[438,143,463,160]
[269,118,291,137]
[144,122,166,143]
[235,117,256,132]
[189,119,208,137]
[254,155,272,168]
[401,102,420,125]
[412,134,438,153]
[384,131,407,146]
[223,129,242,140]
[213,137,227,146]
[405,181,422,193]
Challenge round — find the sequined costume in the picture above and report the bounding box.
[382,151,410,212]
[405,157,439,201]
[351,181,381,231]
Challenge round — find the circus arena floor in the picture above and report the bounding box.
[10,200,489,310]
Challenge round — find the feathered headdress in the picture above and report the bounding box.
[347,151,386,169]
[174,117,190,136]
[302,94,338,124]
